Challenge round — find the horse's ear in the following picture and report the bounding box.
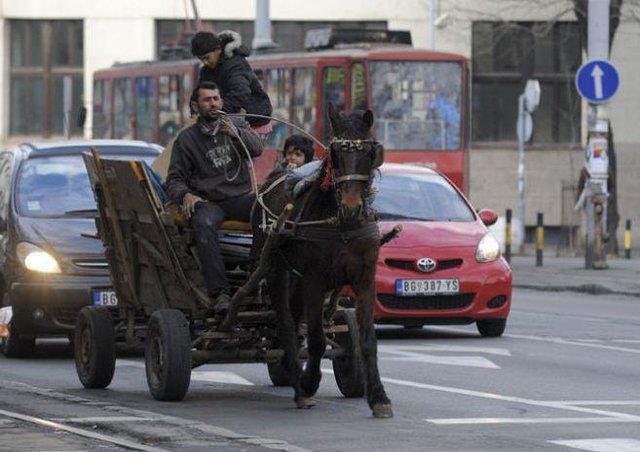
[327,103,340,130]
[363,109,374,130]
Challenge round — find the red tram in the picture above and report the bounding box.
[92,30,470,191]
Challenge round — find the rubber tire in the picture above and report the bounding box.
[477,318,507,337]
[267,359,290,386]
[145,309,192,401]
[332,309,365,398]
[74,307,116,389]
[1,322,35,358]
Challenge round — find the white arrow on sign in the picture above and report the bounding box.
[591,64,604,99]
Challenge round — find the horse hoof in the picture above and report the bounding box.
[372,403,393,418]
[295,397,316,409]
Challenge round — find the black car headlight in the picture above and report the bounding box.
[16,242,61,274]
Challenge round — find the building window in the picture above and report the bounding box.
[472,21,581,144]
[156,20,387,57]
[9,20,83,137]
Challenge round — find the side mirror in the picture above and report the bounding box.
[478,209,498,226]
[76,106,87,129]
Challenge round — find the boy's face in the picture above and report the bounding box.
[284,147,306,168]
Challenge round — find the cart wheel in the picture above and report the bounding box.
[332,309,365,398]
[145,309,191,401]
[74,307,115,388]
[267,358,290,386]
[1,322,35,358]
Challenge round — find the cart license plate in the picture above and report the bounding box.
[93,290,118,307]
[396,279,460,296]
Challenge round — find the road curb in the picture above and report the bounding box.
[513,283,640,298]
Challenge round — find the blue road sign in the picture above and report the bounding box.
[575,60,620,104]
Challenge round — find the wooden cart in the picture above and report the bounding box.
[73,151,364,401]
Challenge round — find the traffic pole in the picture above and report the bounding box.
[625,219,632,259]
[505,209,512,264]
[536,213,544,267]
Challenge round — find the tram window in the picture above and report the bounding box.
[159,75,181,146]
[322,67,345,141]
[292,67,316,137]
[113,78,134,139]
[135,76,156,143]
[266,68,291,149]
[93,79,112,139]
[351,63,367,111]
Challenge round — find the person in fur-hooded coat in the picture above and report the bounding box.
[191,30,272,128]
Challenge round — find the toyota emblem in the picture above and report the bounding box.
[416,257,436,273]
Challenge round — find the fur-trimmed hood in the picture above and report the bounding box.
[218,30,250,58]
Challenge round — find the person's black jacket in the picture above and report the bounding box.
[198,35,272,127]
[166,117,263,204]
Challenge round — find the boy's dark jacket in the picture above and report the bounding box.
[166,117,263,204]
[198,33,272,127]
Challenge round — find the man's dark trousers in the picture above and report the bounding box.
[192,193,254,295]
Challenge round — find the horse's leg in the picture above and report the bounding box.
[299,279,327,399]
[267,263,307,408]
[353,270,393,418]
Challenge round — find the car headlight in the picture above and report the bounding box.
[16,242,61,274]
[475,233,500,263]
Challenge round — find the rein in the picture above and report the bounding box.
[221,111,376,235]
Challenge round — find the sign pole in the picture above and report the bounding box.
[587,0,610,269]
[517,94,525,254]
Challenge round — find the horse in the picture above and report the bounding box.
[252,105,392,418]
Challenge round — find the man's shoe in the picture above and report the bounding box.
[213,291,231,317]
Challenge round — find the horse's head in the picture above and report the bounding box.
[327,104,384,223]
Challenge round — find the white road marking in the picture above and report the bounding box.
[557,401,640,406]
[505,334,640,354]
[117,360,255,386]
[549,438,640,451]
[379,345,512,356]
[611,340,640,344]
[381,352,500,369]
[427,417,640,425]
[53,416,159,423]
[324,369,640,422]
[378,345,509,369]
[0,408,168,452]
[192,371,254,386]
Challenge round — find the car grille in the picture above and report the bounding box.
[384,258,463,272]
[72,259,109,269]
[378,293,475,310]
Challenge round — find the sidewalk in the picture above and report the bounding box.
[509,255,640,297]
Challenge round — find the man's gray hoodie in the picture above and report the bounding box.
[166,116,263,204]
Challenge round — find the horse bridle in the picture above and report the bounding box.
[329,138,381,185]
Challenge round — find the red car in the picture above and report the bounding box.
[368,163,512,337]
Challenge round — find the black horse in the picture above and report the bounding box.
[252,105,392,418]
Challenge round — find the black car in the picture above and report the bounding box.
[0,140,161,357]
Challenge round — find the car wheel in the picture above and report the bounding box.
[1,322,36,358]
[476,318,507,337]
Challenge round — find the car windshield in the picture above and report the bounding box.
[370,61,462,151]
[16,153,157,218]
[373,171,475,222]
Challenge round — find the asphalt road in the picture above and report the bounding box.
[2,288,640,452]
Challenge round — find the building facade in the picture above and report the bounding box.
[0,0,638,249]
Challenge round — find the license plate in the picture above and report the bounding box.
[395,279,460,296]
[93,290,118,307]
